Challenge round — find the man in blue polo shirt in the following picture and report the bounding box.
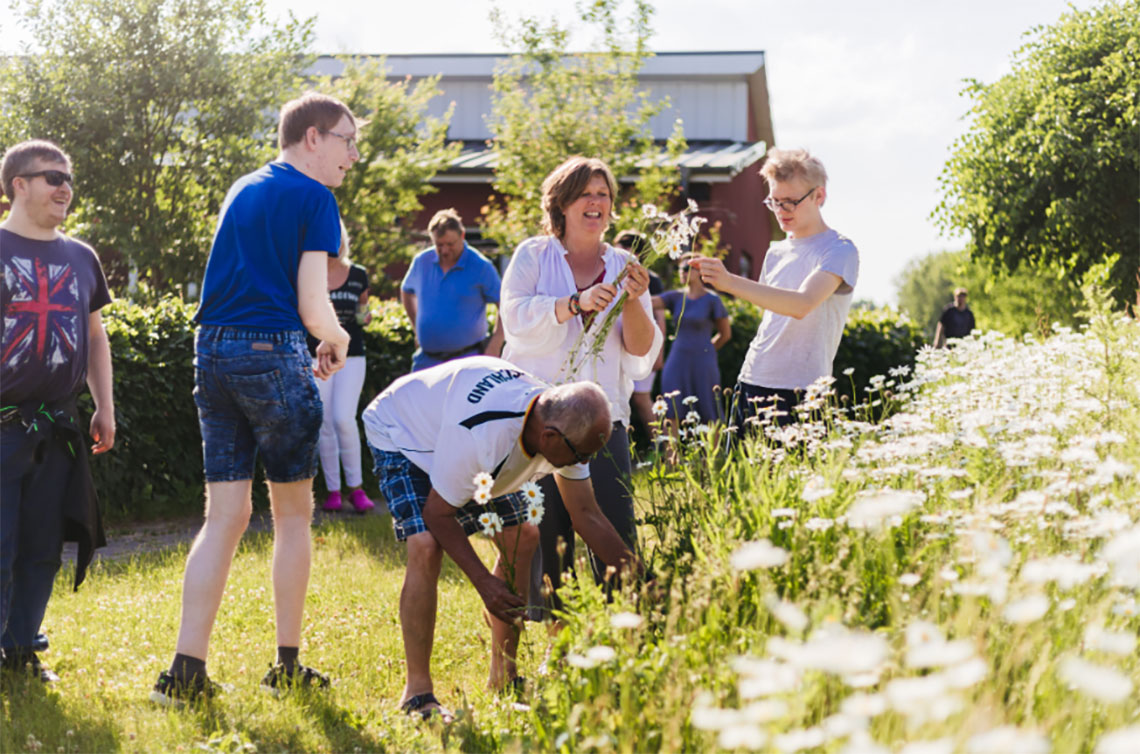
[150,92,358,707]
[401,209,504,371]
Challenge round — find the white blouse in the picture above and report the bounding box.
[500,235,664,425]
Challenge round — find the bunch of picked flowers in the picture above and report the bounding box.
[560,199,706,381]
[473,473,545,597]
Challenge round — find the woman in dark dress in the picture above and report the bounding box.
[657,257,732,423]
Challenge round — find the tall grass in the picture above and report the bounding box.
[3,298,1138,753]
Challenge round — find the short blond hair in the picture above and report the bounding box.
[333,219,351,267]
[428,208,464,237]
[760,148,828,188]
[541,156,619,239]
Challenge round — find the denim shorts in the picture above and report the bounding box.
[194,326,323,483]
[369,446,527,542]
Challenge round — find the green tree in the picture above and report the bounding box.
[896,249,1086,341]
[482,0,686,253]
[321,58,461,293]
[0,0,313,292]
[934,0,1140,307]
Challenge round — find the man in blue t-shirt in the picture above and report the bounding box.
[401,209,505,371]
[151,93,359,708]
[1,140,116,683]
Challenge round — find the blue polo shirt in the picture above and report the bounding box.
[195,161,340,331]
[401,244,500,354]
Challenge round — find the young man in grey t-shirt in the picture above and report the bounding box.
[691,148,859,428]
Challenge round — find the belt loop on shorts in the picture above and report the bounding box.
[197,325,306,346]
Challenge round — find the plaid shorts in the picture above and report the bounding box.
[369,446,527,542]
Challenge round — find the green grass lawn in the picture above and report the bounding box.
[2,516,546,753]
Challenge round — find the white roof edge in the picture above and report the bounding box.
[311,50,764,79]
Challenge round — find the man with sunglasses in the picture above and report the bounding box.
[361,356,636,720]
[1,140,115,682]
[691,148,859,429]
[151,92,361,707]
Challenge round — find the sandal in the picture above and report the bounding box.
[400,692,454,723]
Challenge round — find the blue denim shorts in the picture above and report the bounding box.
[194,326,323,483]
[369,446,527,542]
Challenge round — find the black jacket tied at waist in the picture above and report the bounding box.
[5,399,106,590]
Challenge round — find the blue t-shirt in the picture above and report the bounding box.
[194,162,340,331]
[401,244,501,353]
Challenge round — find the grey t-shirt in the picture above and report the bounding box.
[738,229,859,390]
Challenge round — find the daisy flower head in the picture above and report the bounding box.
[526,501,545,525]
[473,486,492,505]
[652,398,668,417]
[473,471,494,491]
[479,511,503,536]
[682,395,699,406]
[520,480,544,504]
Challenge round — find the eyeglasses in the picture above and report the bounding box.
[547,425,595,465]
[319,129,357,151]
[762,186,817,213]
[18,170,73,187]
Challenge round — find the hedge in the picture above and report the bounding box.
[81,294,921,522]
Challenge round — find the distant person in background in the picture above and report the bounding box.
[616,230,667,439]
[691,147,859,429]
[309,221,375,514]
[401,209,504,372]
[933,287,975,347]
[1,139,115,683]
[656,254,731,424]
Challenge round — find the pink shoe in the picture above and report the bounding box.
[322,491,342,512]
[349,489,375,513]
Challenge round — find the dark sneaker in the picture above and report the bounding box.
[1,651,58,683]
[149,670,222,708]
[259,663,330,697]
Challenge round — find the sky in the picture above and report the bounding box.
[3,0,1099,305]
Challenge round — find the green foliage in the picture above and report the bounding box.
[79,295,416,521]
[321,58,462,294]
[896,249,1088,341]
[935,0,1140,306]
[482,0,686,252]
[0,0,315,292]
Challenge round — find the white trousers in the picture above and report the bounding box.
[315,355,367,491]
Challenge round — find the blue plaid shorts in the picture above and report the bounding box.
[369,446,527,542]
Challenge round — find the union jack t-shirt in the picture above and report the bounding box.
[1,229,111,406]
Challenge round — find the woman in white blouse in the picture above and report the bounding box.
[500,156,663,616]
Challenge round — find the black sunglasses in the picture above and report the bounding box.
[18,170,73,187]
[547,425,595,465]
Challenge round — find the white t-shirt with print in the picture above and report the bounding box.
[362,356,589,508]
[738,229,860,390]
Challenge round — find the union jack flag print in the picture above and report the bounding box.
[2,255,80,371]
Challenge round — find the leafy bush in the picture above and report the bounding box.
[81,296,418,522]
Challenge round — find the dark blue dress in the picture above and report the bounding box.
[660,290,728,422]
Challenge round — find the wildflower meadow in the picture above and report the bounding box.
[2,293,1138,753]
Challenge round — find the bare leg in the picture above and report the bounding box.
[174,481,253,660]
[488,523,538,690]
[267,479,315,649]
[400,532,443,704]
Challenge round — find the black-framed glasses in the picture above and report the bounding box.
[319,129,357,151]
[547,425,595,465]
[18,170,73,187]
[762,186,816,213]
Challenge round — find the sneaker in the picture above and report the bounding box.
[322,490,342,512]
[349,489,375,513]
[1,651,58,683]
[149,670,222,708]
[259,662,330,697]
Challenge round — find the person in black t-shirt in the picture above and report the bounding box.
[307,223,376,514]
[934,287,976,347]
[1,139,116,683]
